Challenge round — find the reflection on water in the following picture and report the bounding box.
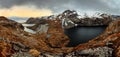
[22,24,36,34]
[22,24,35,27]
[65,26,107,47]
[24,27,36,34]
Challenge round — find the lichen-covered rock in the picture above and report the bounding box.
[11,52,34,57]
[66,47,113,57]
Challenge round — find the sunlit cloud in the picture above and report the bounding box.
[0,6,53,17]
[0,0,120,17]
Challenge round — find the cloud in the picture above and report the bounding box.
[74,0,119,14]
[0,6,53,17]
[0,0,68,8]
[0,0,120,16]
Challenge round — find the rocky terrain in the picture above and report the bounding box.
[0,16,73,57]
[0,10,120,57]
[26,10,118,29]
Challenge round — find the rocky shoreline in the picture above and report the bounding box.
[0,10,120,57]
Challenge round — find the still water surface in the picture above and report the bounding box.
[65,26,107,47]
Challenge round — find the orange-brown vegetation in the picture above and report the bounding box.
[0,16,119,57]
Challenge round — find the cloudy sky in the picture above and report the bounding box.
[0,0,120,17]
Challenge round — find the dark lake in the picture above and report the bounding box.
[64,26,107,47]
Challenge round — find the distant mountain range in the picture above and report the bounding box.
[6,10,120,24]
[8,16,28,23]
